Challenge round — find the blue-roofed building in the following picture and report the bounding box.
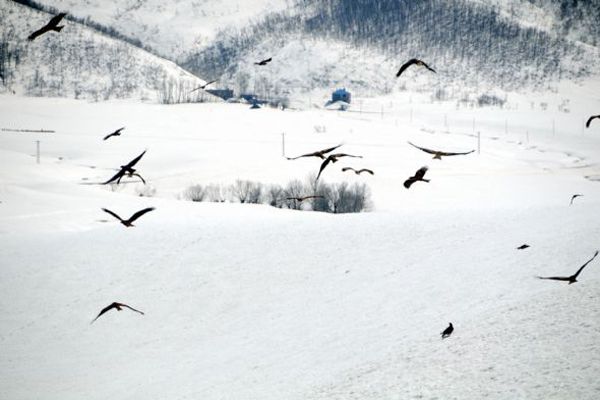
[331,88,351,104]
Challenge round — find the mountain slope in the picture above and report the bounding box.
[0,1,217,102]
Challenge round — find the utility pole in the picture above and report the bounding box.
[36,140,40,164]
[281,132,286,157]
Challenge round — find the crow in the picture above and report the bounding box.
[586,115,600,128]
[103,150,146,185]
[286,195,324,202]
[517,244,530,250]
[396,58,436,77]
[570,194,583,206]
[408,141,475,160]
[190,80,217,93]
[403,166,429,189]
[342,167,374,175]
[536,250,598,284]
[91,302,144,324]
[102,207,155,227]
[286,144,343,160]
[441,323,453,339]
[254,57,272,66]
[103,127,125,141]
[316,153,363,181]
[28,13,67,41]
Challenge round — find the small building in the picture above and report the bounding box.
[332,88,351,104]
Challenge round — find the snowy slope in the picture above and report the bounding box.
[1,75,600,399]
[0,1,217,101]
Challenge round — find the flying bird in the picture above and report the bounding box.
[286,195,324,202]
[91,302,144,323]
[190,80,217,93]
[441,323,454,339]
[408,141,475,160]
[536,250,598,284]
[517,244,530,250]
[342,167,374,175]
[103,150,147,185]
[286,144,343,160]
[396,58,436,77]
[316,153,363,181]
[254,57,272,66]
[103,127,125,141]
[102,207,155,227]
[28,12,67,41]
[403,166,430,189]
[570,194,583,206]
[586,115,600,128]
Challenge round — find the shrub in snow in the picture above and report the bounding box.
[183,184,206,202]
[136,184,157,197]
[232,180,262,204]
[264,184,284,208]
[205,183,229,203]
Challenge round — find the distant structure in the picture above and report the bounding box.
[331,88,351,104]
[206,89,234,101]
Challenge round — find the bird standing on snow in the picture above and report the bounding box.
[28,13,67,41]
[102,207,155,227]
[403,166,430,189]
[441,323,454,339]
[103,127,125,141]
[586,115,600,128]
[396,58,436,77]
[91,302,144,323]
[536,250,598,284]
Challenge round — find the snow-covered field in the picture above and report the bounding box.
[1,84,600,399]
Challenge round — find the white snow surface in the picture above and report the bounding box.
[1,80,600,399]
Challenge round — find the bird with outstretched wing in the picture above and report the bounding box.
[286,144,343,160]
[408,141,474,160]
[342,167,374,175]
[102,207,155,227]
[28,13,67,41]
[103,150,147,185]
[404,166,430,189]
[103,127,125,141]
[586,115,600,128]
[537,250,598,284]
[396,58,436,77]
[91,302,144,323]
[316,153,363,181]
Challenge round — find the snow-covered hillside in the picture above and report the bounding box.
[0,1,217,102]
[1,74,600,398]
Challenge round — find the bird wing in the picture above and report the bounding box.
[203,80,217,87]
[124,150,146,169]
[103,168,126,184]
[396,59,417,77]
[420,60,436,73]
[572,250,599,279]
[341,167,355,173]
[264,57,272,63]
[403,178,415,189]
[586,115,599,128]
[414,166,429,180]
[286,144,342,160]
[91,303,116,323]
[101,208,124,222]
[28,26,50,41]
[131,173,146,184]
[319,144,344,155]
[436,150,475,157]
[119,303,145,315]
[359,169,374,175]
[569,194,582,205]
[536,276,570,281]
[48,13,67,27]
[330,153,362,159]
[127,207,155,223]
[316,157,333,181]
[103,132,116,140]
[407,141,438,155]
[189,86,202,93]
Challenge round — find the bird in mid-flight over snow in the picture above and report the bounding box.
[441,323,454,339]
[91,302,144,323]
[396,58,436,77]
[342,167,374,175]
[103,127,125,141]
[102,207,155,227]
[570,194,583,205]
[316,153,363,181]
[254,57,272,66]
[190,80,217,93]
[28,12,67,41]
[517,244,530,250]
[408,141,475,160]
[536,250,598,284]
[586,115,600,128]
[404,166,430,189]
[103,150,147,185]
[286,144,343,160]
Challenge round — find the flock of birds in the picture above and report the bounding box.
[24,12,600,332]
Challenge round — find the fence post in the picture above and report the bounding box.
[36,140,40,164]
[477,131,481,155]
[281,132,286,157]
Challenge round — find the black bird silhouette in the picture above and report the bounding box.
[316,153,363,181]
[441,323,454,339]
[254,57,272,66]
[103,150,147,185]
[517,244,530,250]
[102,207,155,227]
[103,127,125,141]
[91,302,144,323]
[404,166,430,189]
[570,194,583,206]
[586,115,600,128]
[537,250,598,284]
[286,195,324,202]
[396,58,436,77]
[28,13,67,41]
[342,167,374,175]
[408,141,475,160]
[190,80,217,93]
[286,144,343,160]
